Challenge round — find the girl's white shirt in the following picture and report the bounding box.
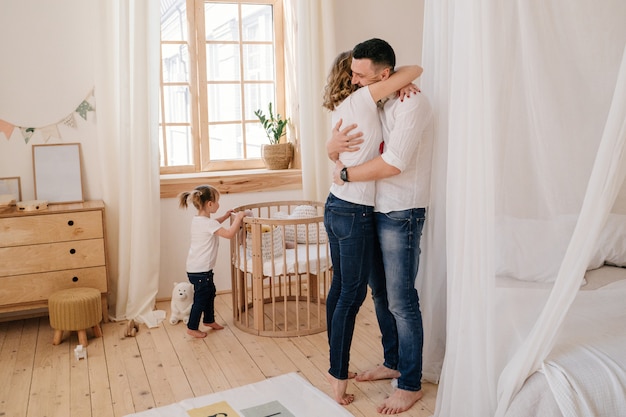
[329,86,381,206]
[186,215,222,272]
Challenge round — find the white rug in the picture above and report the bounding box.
[124,372,354,417]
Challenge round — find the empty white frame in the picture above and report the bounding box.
[0,177,21,203]
[33,143,84,203]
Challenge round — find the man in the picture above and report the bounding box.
[327,38,434,415]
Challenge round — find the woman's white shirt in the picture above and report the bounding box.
[329,86,381,206]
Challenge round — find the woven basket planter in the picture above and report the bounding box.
[261,142,293,170]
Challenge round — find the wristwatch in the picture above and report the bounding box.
[340,167,350,182]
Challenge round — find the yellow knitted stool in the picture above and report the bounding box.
[48,287,103,347]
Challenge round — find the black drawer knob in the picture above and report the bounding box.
[72,276,79,282]
[68,220,74,226]
[69,248,76,254]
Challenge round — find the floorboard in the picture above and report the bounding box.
[0,292,438,417]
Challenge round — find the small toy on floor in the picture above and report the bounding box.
[125,319,139,337]
[169,281,194,325]
[74,344,87,360]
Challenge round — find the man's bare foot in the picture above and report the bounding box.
[377,388,423,415]
[348,371,357,379]
[326,372,354,405]
[355,364,400,382]
[187,329,207,338]
[203,322,224,330]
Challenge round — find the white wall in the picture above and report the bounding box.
[0,0,425,300]
[0,0,100,202]
[331,1,424,68]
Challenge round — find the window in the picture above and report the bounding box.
[159,0,285,174]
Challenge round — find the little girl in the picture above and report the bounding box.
[178,184,248,338]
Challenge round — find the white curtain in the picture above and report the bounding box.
[93,1,163,326]
[421,0,626,415]
[287,0,337,202]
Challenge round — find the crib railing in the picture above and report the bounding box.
[230,201,331,337]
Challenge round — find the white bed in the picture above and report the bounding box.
[500,266,626,417]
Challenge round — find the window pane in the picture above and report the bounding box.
[161,0,188,41]
[243,44,274,81]
[205,3,239,41]
[245,122,265,158]
[245,83,275,120]
[208,84,241,121]
[206,43,240,81]
[163,86,191,123]
[162,125,193,166]
[241,5,273,42]
[209,124,243,160]
[162,44,190,83]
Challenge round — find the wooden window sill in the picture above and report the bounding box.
[160,169,302,198]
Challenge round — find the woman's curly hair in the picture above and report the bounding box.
[322,51,357,111]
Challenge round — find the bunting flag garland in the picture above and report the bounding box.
[0,88,95,143]
[76,100,94,120]
[0,119,14,140]
[61,114,77,129]
[20,127,35,144]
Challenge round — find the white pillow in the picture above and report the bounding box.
[272,211,296,243]
[590,214,626,268]
[271,205,327,244]
[496,214,626,283]
[290,205,327,244]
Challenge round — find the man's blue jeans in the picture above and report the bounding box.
[187,270,216,330]
[324,193,376,380]
[369,208,426,392]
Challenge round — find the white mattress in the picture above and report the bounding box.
[236,243,331,276]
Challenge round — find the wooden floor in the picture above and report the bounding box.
[0,291,438,417]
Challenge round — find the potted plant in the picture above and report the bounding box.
[254,102,293,169]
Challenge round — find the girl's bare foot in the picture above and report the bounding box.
[203,322,224,330]
[355,364,400,382]
[326,372,354,405]
[377,389,423,415]
[186,329,207,338]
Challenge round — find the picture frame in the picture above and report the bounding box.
[0,177,21,203]
[32,143,84,203]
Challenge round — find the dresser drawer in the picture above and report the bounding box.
[0,266,107,306]
[0,210,103,247]
[0,239,105,277]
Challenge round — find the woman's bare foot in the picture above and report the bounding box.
[355,364,400,382]
[377,389,423,415]
[348,371,357,379]
[203,322,224,330]
[326,372,355,405]
[187,329,207,338]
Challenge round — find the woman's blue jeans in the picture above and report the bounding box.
[324,193,377,380]
[369,208,425,392]
[187,270,216,330]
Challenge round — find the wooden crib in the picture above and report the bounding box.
[230,201,331,337]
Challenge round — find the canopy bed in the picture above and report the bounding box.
[418,1,626,415]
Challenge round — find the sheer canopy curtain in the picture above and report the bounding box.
[286,0,336,202]
[422,0,626,416]
[93,1,162,326]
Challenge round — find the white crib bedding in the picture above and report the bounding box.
[503,267,626,417]
[236,243,331,276]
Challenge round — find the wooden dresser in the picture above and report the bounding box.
[0,200,109,322]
